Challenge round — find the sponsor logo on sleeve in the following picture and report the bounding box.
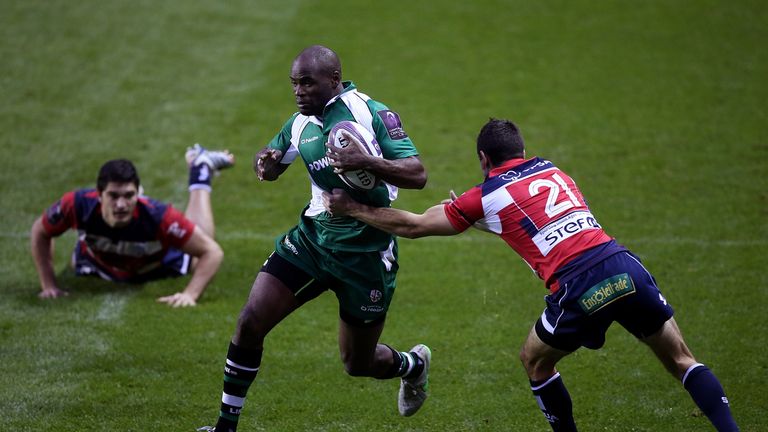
[167,221,188,239]
[45,200,64,225]
[376,110,408,140]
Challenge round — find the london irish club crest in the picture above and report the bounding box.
[369,289,383,303]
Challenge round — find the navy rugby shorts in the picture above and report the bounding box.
[73,245,191,283]
[535,250,674,352]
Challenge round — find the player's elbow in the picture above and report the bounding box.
[200,241,224,269]
[211,242,224,264]
[411,168,427,190]
[30,218,53,247]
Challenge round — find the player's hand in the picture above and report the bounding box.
[440,190,458,204]
[253,148,283,181]
[156,292,197,308]
[38,286,68,299]
[322,188,354,217]
[326,130,369,173]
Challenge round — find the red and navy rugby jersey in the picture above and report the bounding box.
[444,157,614,292]
[41,188,195,281]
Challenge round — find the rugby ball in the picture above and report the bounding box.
[328,121,383,191]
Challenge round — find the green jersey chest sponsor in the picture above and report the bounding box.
[578,273,636,315]
[296,124,349,191]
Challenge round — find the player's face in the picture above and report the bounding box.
[290,61,339,117]
[100,182,138,228]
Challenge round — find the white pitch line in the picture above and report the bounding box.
[95,293,128,322]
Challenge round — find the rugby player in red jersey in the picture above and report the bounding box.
[323,119,739,431]
[30,145,234,307]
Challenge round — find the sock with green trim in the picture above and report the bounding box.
[377,345,424,379]
[214,342,262,432]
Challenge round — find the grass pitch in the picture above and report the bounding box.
[1,1,766,430]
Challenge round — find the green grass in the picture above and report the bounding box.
[1,0,766,430]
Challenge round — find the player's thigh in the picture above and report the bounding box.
[233,252,321,345]
[613,252,674,340]
[640,317,696,378]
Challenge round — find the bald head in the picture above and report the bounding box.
[293,45,342,77]
[290,45,344,116]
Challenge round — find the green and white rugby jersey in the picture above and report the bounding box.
[267,81,419,252]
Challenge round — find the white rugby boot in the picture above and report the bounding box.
[398,344,431,416]
[185,143,234,171]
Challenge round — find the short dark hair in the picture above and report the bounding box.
[476,118,525,166]
[97,159,140,191]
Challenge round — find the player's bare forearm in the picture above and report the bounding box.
[30,217,64,297]
[164,230,223,307]
[323,189,457,239]
[184,249,221,299]
[366,156,426,189]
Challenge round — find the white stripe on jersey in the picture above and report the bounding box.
[283,114,322,164]
[305,177,326,217]
[336,89,399,202]
[338,91,374,136]
[478,186,515,234]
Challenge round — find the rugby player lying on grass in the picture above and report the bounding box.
[31,146,234,307]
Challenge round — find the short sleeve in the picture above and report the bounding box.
[443,187,484,233]
[267,113,300,164]
[371,104,419,160]
[158,205,196,249]
[40,191,77,236]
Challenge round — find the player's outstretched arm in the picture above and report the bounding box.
[253,146,288,181]
[157,228,223,307]
[30,216,67,299]
[322,188,458,239]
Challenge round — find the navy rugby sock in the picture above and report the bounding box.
[682,364,739,432]
[189,162,213,192]
[215,342,262,432]
[530,372,578,432]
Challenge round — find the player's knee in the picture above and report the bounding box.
[236,304,270,341]
[519,347,536,374]
[520,346,555,379]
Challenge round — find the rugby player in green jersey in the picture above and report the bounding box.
[199,46,430,432]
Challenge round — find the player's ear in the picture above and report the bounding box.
[478,151,491,175]
[330,70,341,87]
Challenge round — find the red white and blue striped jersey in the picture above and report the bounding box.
[444,157,614,292]
[41,188,195,281]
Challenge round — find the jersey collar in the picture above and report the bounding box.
[321,81,357,113]
[488,157,531,177]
